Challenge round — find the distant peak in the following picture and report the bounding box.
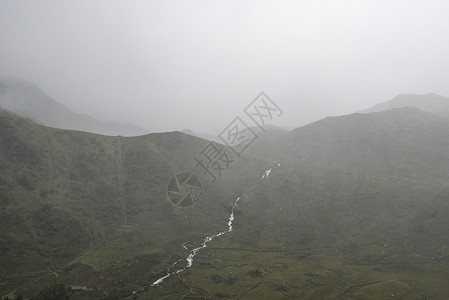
[181,128,197,135]
[0,78,42,95]
[0,79,148,136]
[394,92,446,99]
[360,92,449,116]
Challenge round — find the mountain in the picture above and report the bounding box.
[181,124,288,144]
[0,79,148,136]
[250,106,449,243]
[0,108,269,299]
[180,128,222,143]
[268,107,449,184]
[2,107,449,299]
[360,92,449,116]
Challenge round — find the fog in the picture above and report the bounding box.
[1,0,449,133]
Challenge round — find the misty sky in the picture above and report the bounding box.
[1,0,449,133]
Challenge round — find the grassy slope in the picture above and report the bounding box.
[0,108,261,298]
[2,107,449,299]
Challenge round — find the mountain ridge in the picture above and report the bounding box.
[260,107,449,184]
[360,92,449,117]
[2,101,449,299]
[0,79,148,136]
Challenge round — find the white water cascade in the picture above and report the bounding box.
[151,197,240,286]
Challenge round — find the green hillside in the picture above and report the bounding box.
[0,108,266,299]
[2,107,449,299]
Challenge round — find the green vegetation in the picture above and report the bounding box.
[30,284,69,300]
[2,106,449,299]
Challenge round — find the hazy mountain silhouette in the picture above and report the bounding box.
[0,79,148,136]
[360,92,449,116]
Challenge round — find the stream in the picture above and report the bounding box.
[151,197,240,286]
[151,162,278,287]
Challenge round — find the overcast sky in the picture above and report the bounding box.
[1,0,449,133]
